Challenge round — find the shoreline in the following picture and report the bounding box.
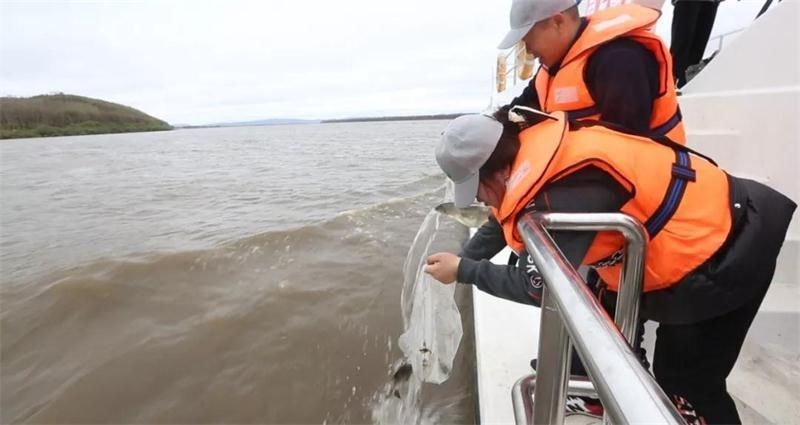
[1,126,173,141]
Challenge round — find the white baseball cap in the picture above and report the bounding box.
[498,0,579,49]
[435,115,504,208]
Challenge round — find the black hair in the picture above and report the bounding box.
[479,105,520,179]
[479,104,550,178]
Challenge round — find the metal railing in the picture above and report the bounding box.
[707,0,784,55]
[709,27,746,53]
[511,212,684,425]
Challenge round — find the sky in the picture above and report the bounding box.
[0,0,766,125]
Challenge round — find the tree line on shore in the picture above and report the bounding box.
[0,93,172,139]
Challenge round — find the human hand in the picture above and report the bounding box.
[424,252,461,284]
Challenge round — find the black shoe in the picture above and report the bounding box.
[529,358,602,418]
[671,394,707,425]
[565,395,604,418]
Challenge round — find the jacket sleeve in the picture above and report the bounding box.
[456,166,632,306]
[509,71,542,109]
[584,38,660,134]
[458,215,507,261]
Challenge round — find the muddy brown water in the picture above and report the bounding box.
[1,121,476,424]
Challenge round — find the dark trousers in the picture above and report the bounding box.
[652,280,770,424]
[670,1,720,87]
[586,269,770,424]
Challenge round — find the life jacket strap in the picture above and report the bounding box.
[566,105,601,120]
[645,150,695,238]
[650,107,683,138]
[567,118,718,166]
[592,151,695,268]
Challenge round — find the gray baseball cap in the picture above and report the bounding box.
[436,114,504,208]
[498,0,579,49]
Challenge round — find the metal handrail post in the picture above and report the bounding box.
[536,213,647,343]
[517,213,683,424]
[513,374,597,424]
[530,288,571,424]
[512,374,534,425]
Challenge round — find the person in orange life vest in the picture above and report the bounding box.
[424,106,796,424]
[493,0,686,383]
[500,0,685,143]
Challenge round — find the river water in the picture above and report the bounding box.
[0,121,476,424]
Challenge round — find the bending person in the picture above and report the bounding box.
[425,106,795,424]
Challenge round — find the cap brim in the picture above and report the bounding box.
[453,173,480,208]
[498,24,533,50]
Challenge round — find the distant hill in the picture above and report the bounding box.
[0,93,172,139]
[322,113,467,124]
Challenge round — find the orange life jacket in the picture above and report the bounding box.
[533,4,686,144]
[496,112,731,292]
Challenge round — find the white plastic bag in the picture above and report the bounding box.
[398,210,463,384]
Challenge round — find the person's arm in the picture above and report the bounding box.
[456,166,632,306]
[509,67,543,109]
[458,215,507,261]
[584,38,660,134]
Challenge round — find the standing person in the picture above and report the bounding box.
[500,0,686,143]
[473,0,687,384]
[670,0,723,88]
[426,108,796,424]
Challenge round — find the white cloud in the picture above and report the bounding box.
[0,0,763,125]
